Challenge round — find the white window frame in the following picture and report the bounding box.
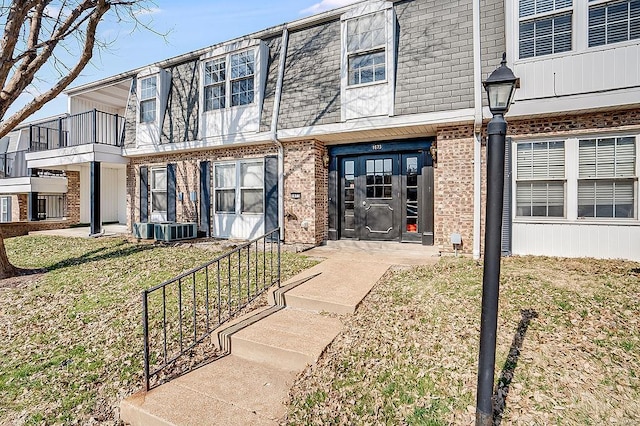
[214,163,236,214]
[0,196,11,223]
[345,11,388,86]
[577,135,637,218]
[203,57,226,111]
[587,0,640,47]
[513,134,639,223]
[203,49,255,112]
[340,1,396,121]
[517,0,574,59]
[139,75,158,123]
[150,167,167,214]
[512,0,640,63]
[214,159,264,215]
[515,140,567,217]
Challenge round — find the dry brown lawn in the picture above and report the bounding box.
[286,256,640,425]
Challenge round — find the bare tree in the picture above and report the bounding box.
[0,0,154,278]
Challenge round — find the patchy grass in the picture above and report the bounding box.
[287,256,640,425]
[0,235,317,425]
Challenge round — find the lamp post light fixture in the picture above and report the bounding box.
[476,53,519,426]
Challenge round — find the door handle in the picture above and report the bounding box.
[362,201,367,206]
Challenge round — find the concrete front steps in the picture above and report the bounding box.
[120,252,393,426]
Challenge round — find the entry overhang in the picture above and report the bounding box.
[25,144,127,169]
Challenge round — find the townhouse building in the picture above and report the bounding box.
[1,0,638,261]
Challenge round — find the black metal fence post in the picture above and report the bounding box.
[142,290,150,392]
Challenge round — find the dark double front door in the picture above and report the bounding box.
[339,151,433,243]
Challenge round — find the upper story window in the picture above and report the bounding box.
[578,136,636,218]
[519,0,573,58]
[230,51,255,106]
[516,141,566,217]
[139,76,157,123]
[588,0,640,47]
[203,50,254,112]
[346,11,386,85]
[204,58,226,110]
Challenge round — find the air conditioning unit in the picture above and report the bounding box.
[133,222,155,239]
[154,222,197,242]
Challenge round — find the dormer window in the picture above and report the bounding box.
[203,50,255,111]
[340,1,395,121]
[204,58,226,110]
[230,50,254,106]
[139,76,157,123]
[346,12,386,85]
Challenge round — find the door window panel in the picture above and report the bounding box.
[366,158,393,199]
[405,156,419,232]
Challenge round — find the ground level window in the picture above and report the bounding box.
[214,160,264,214]
[240,161,263,213]
[215,163,236,213]
[515,141,566,217]
[151,168,167,213]
[0,196,10,222]
[578,136,636,218]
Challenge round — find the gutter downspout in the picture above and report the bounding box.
[270,25,289,241]
[472,0,483,260]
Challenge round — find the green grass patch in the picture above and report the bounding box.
[0,235,317,424]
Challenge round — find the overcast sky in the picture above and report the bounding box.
[6,0,360,122]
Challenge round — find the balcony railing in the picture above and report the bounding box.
[29,109,125,152]
[0,150,29,178]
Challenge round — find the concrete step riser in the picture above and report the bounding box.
[283,293,356,315]
[230,336,313,371]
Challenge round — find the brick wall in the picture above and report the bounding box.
[127,143,276,223]
[66,171,80,224]
[282,140,326,244]
[126,141,326,245]
[0,220,72,239]
[507,108,640,137]
[395,0,475,115]
[10,194,27,222]
[434,125,476,253]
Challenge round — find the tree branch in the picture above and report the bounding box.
[0,0,110,136]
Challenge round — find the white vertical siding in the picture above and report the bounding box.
[213,214,264,240]
[101,168,121,223]
[343,84,391,120]
[69,98,123,116]
[513,222,640,261]
[514,43,640,100]
[79,165,90,223]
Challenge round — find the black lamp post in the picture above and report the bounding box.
[476,53,518,426]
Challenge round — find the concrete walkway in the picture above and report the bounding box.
[120,241,439,426]
[28,223,129,238]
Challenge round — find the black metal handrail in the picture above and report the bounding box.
[0,150,29,178]
[29,109,125,152]
[141,228,281,390]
